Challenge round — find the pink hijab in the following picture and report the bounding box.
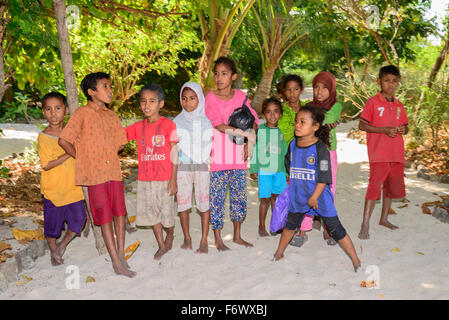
[312,71,337,110]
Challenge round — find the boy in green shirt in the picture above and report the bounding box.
[250,97,288,237]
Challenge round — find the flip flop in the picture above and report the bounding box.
[289,233,308,247]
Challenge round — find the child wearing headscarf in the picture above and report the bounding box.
[174,82,213,253]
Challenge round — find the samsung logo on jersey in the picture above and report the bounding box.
[290,168,315,181]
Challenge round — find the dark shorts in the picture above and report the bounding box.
[87,180,127,225]
[286,212,347,241]
[43,198,87,238]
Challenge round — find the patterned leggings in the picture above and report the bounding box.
[210,169,247,230]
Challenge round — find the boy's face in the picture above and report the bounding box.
[378,73,400,98]
[294,110,318,138]
[42,97,68,126]
[263,103,282,128]
[181,88,199,113]
[88,78,113,105]
[140,90,163,120]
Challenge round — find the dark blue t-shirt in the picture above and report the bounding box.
[285,139,337,217]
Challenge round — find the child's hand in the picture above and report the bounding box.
[327,122,339,130]
[383,127,397,138]
[250,173,258,181]
[167,179,177,196]
[308,196,319,210]
[397,125,407,135]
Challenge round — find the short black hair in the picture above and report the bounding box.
[213,56,238,75]
[262,97,283,115]
[80,72,110,101]
[379,65,400,79]
[139,84,164,102]
[281,74,304,90]
[41,92,68,109]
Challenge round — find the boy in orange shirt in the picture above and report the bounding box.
[59,72,136,277]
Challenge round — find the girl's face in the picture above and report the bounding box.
[42,97,68,126]
[284,80,302,104]
[140,90,163,120]
[181,88,199,113]
[295,110,319,138]
[263,103,282,128]
[313,82,330,102]
[213,63,237,91]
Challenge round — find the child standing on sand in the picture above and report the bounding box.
[174,81,213,253]
[293,71,343,247]
[205,56,259,251]
[38,92,86,266]
[125,84,179,260]
[59,72,136,277]
[358,65,408,240]
[273,104,360,272]
[250,97,288,237]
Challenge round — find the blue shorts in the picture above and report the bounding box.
[258,171,287,198]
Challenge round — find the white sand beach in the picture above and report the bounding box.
[1,121,449,300]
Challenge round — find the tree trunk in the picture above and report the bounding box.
[342,28,354,83]
[426,36,449,89]
[53,0,79,114]
[252,67,276,113]
[0,44,10,103]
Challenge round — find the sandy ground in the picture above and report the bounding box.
[1,121,449,300]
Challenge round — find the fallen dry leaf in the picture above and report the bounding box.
[388,208,397,215]
[398,204,408,209]
[361,280,377,288]
[391,248,400,252]
[128,216,136,223]
[0,242,12,253]
[12,227,45,243]
[417,252,425,255]
[0,252,14,264]
[421,205,431,215]
[401,198,410,203]
[86,276,95,283]
[124,241,140,260]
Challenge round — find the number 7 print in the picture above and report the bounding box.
[377,107,385,117]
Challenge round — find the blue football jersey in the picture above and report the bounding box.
[286,139,337,217]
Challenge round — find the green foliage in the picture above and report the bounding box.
[0,160,10,179]
[0,92,42,123]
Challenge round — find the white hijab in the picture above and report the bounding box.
[174,82,213,164]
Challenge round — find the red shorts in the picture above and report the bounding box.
[87,180,127,225]
[366,162,405,200]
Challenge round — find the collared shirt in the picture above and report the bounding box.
[359,92,408,163]
[59,101,128,186]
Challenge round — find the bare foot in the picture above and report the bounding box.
[112,261,136,278]
[273,252,284,261]
[50,252,63,266]
[233,237,253,247]
[120,256,130,269]
[195,242,208,254]
[358,224,370,240]
[181,239,192,250]
[154,247,168,260]
[379,220,398,230]
[258,227,269,237]
[215,241,230,251]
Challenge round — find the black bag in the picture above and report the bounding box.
[228,96,255,145]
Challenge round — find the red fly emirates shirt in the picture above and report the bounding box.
[359,92,408,163]
[125,117,178,181]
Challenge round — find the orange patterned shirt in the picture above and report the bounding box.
[59,101,127,186]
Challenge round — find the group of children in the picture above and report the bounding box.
[38,56,408,277]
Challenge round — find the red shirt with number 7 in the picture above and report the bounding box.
[359,92,408,163]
